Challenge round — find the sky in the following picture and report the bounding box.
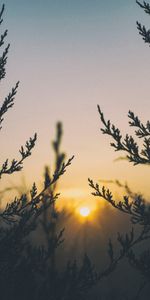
[1,0,150,204]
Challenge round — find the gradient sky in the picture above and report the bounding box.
[1,0,150,202]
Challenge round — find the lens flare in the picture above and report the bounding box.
[79,206,90,217]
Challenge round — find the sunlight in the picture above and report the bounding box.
[79,206,90,217]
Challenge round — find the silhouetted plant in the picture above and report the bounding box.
[0,4,101,300]
[41,121,66,272]
[88,2,150,298]
[98,179,136,200]
[89,108,150,298]
[97,105,150,165]
[136,0,150,44]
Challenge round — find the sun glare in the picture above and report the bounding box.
[79,207,90,217]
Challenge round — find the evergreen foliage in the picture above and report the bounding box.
[88,2,150,298]
[1,1,150,299]
[89,106,150,296]
[136,0,150,44]
[0,4,99,300]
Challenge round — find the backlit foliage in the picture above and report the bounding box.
[89,1,150,298]
[0,4,100,300]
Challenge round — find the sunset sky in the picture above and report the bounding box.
[1,0,150,204]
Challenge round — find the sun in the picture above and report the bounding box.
[79,206,90,217]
